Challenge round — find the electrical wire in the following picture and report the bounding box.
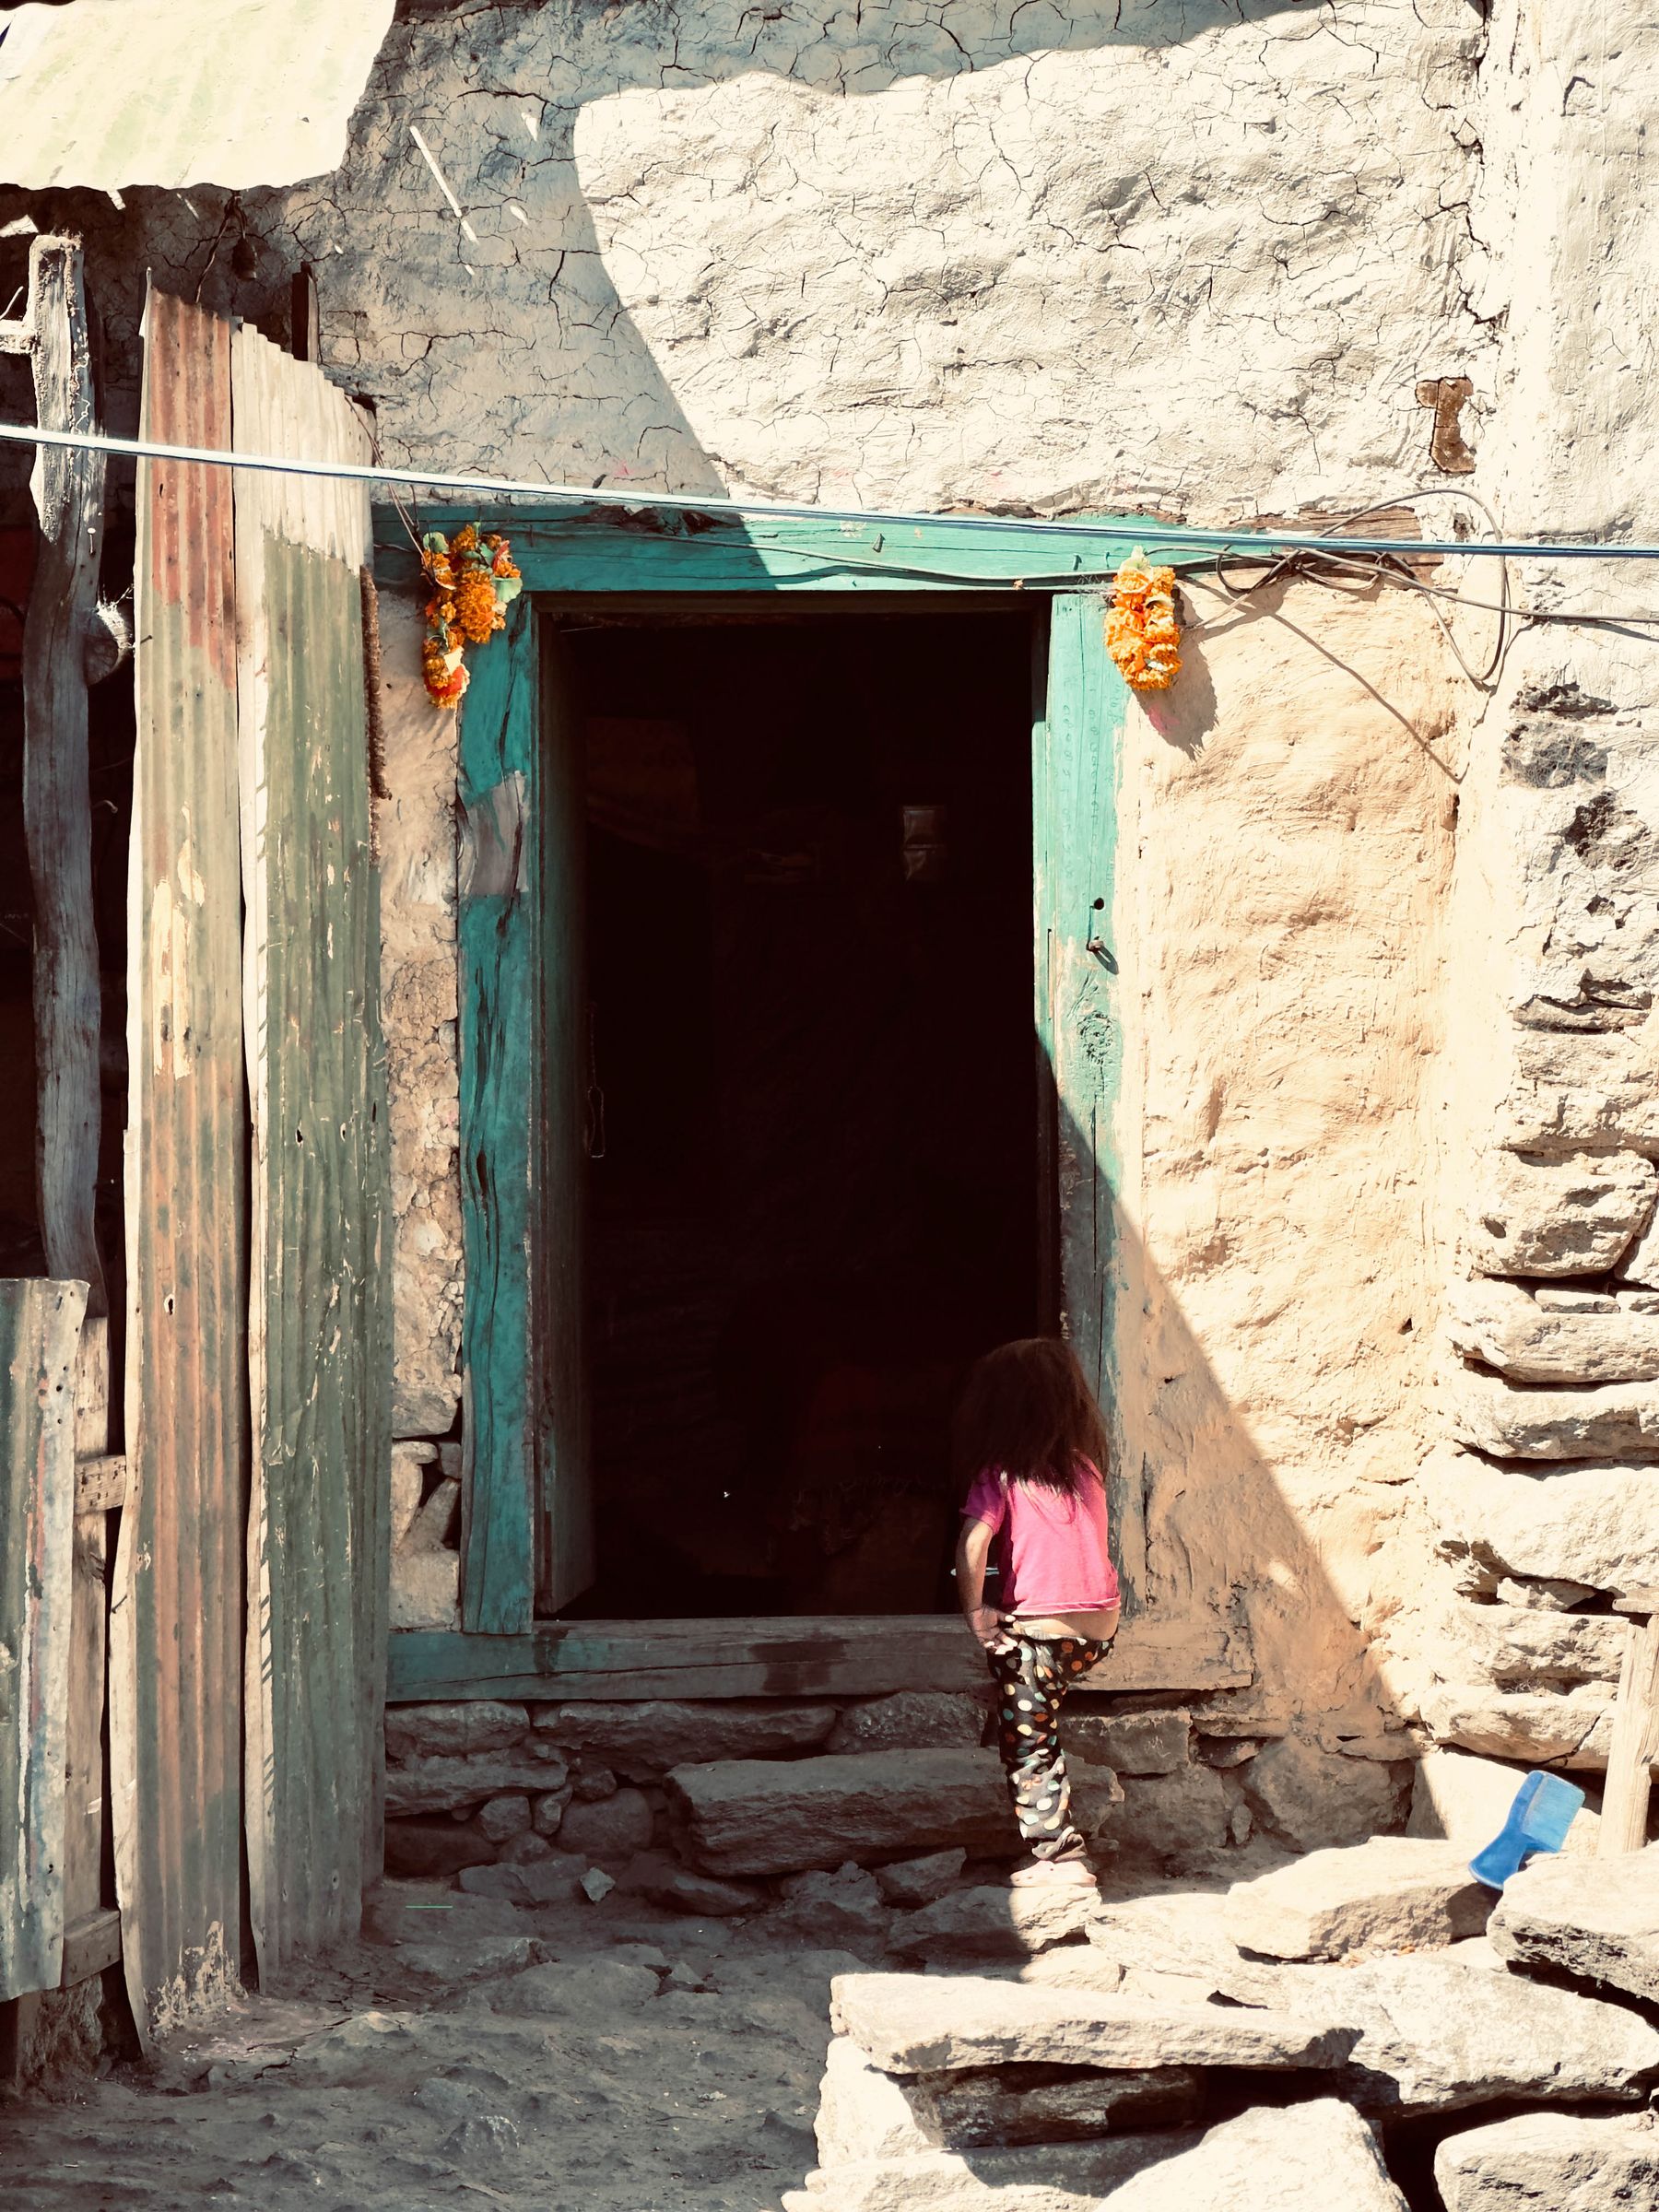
[9,416,1659,566]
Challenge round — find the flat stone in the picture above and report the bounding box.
[1445,1361,1659,1460]
[830,1971,1352,2075]
[774,1864,890,1951]
[362,1880,525,1945]
[641,1865,767,1918]
[665,1748,1122,1877]
[1490,1843,1659,2003]
[814,2034,1202,2164]
[457,1856,585,1906]
[827,1694,987,1755]
[1436,2112,1659,2211]
[532,1786,571,1836]
[1534,1287,1621,1313]
[1621,1288,1659,1313]
[1241,1735,1412,1851]
[1108,1764,1232,1866]
[403,1474,461,1552]
[1446,1277,1659,1382]
[1216,1952,1659,2114]
[1422,1441,1659,1593]
[389,1547,461,1630]
[784,2134,1199,2212]
[888,1883,1102,1962]
[1084,1889,1250,2003]
[1224,1838,1491,1961]
[1416,1679,1614,1767]
[1104,2099,1407,2212]
[1465,1148,1657,1277]
[1407,1748,1600,1856]
[382,1815,499,1878]
[874,1851,967,1908]
[555,1784,654,1863]
[1432,1598,1626,1686]
[385,1700,531,1763]
[496,1830,554,1865]
[538,1699,838,1776]
[476,1794,532,1843]
[571,1762,618,1802]
[385,1749,570,1816]
[1060,1710,1191,1776]
[1495,1573,1597,1610]
[389,1440,431,1551]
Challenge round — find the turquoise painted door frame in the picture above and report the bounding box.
[377,507,1156,1637]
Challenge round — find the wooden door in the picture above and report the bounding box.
[535,628,594,1613]
[1033,594,1143,1606]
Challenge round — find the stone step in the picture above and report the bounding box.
[1436,2112,1659,2211]
[1490,1840,1659,2004]
[665,1747,1121,1877]
[1223,1836,1492,1961]
[783,2135,1195,2212]
[1100,2098,1406,2211]
[888,1883,1104,1963]
[830,1971,1352,2075]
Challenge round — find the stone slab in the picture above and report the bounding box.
[1422,1441,1659,1594]
[1224,1837,1491,1960]
[1447,1277,1659,1383]
[1103,2098,1406,2211]
[1107,1764,1232,1867]
[385,1749,570,1816]
[1436,2112,1659,2210]
[1490,1843,1659,2003]
[1059,1711,1191,1776]
[828,1693,988,1755]
[1407,1747,1600,1857]
[814,2034,1203,2164]
[888,1884,1103,1962]
[1445,1361,1659,1461]
[1241,1735,1412,1851]
[666,1748,1122,1877]
[1464,1149,1657,1278]
[1216,1951,1659,2114]
[784,2133,1199,2212]
[537,1698,838,1774]
[874,1850,967,1907]
[830,1971,1352,2075]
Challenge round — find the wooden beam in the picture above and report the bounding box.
[386,1612,1253,1704]
[17,238,106,1313]
[57,1908,120,1988]
[1600,1605,1659,1857]
[289,263,320,364]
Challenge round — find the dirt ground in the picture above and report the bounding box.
[0,1884,861,2212]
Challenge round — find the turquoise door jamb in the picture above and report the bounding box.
[375,505,1151,1645]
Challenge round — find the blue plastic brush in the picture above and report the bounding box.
[1468,1770,1586,1890]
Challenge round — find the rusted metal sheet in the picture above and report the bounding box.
[0,0,394,193]
[232,327,389,1975]
[112,286,247,2041]
[0,1278,88,2004]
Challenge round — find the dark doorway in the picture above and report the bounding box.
[553,604,1039,1618]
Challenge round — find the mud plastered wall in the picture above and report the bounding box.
[1116,580,1460,1766]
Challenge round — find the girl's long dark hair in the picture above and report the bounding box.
[951,1337,1109,1495]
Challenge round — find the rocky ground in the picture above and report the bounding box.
[6,1838,1659,2210]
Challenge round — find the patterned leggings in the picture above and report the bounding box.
[987,1630,1109,1862]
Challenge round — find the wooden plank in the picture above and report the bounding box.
[231,322,388,1979]
[0,1279,88,2004]
[458,596,537,1634]
[386,1613,1253,1704]
[74,1454,126,1513]
[58,1908,120,1988]
[17,238,106,1312]
[61,1511,106,1945]
[535,629,594,1612]
[1600,1609,1659,1857]
[1037,594,1140,1604]
[114,283,246,2044]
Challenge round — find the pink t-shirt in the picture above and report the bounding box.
[960,1461,1121,1616]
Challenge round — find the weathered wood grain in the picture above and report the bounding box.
[386,1612,1252,1703]
[16,238,106,1312]
[1600,1608,1659,1856]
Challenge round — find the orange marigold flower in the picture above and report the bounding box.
[451,523,479,553]
[454,570,499,644]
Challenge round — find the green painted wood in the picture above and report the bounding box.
[385,1614,1251,1704]
[535,632,594,1612]
[457,594,537,1634]
[0,1279,88,2004]
[233,325,390,1977]
[1036,593,1140,1608]
[374,506,1196,600]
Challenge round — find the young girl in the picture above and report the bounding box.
[954,1338,1121,1888]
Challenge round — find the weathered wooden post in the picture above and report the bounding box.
[1599,1588,1659,1857]
[0,235,114,1313]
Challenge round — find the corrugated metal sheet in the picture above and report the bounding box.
[233,326,389,1975]
[112,285,247,2041]
[0,0,394,192]
[0,1280,88,2004]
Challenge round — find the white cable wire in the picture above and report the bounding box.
[2,417,1656,563]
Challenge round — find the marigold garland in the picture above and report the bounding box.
[420,522,522,707]
[1106,548,1181,691]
